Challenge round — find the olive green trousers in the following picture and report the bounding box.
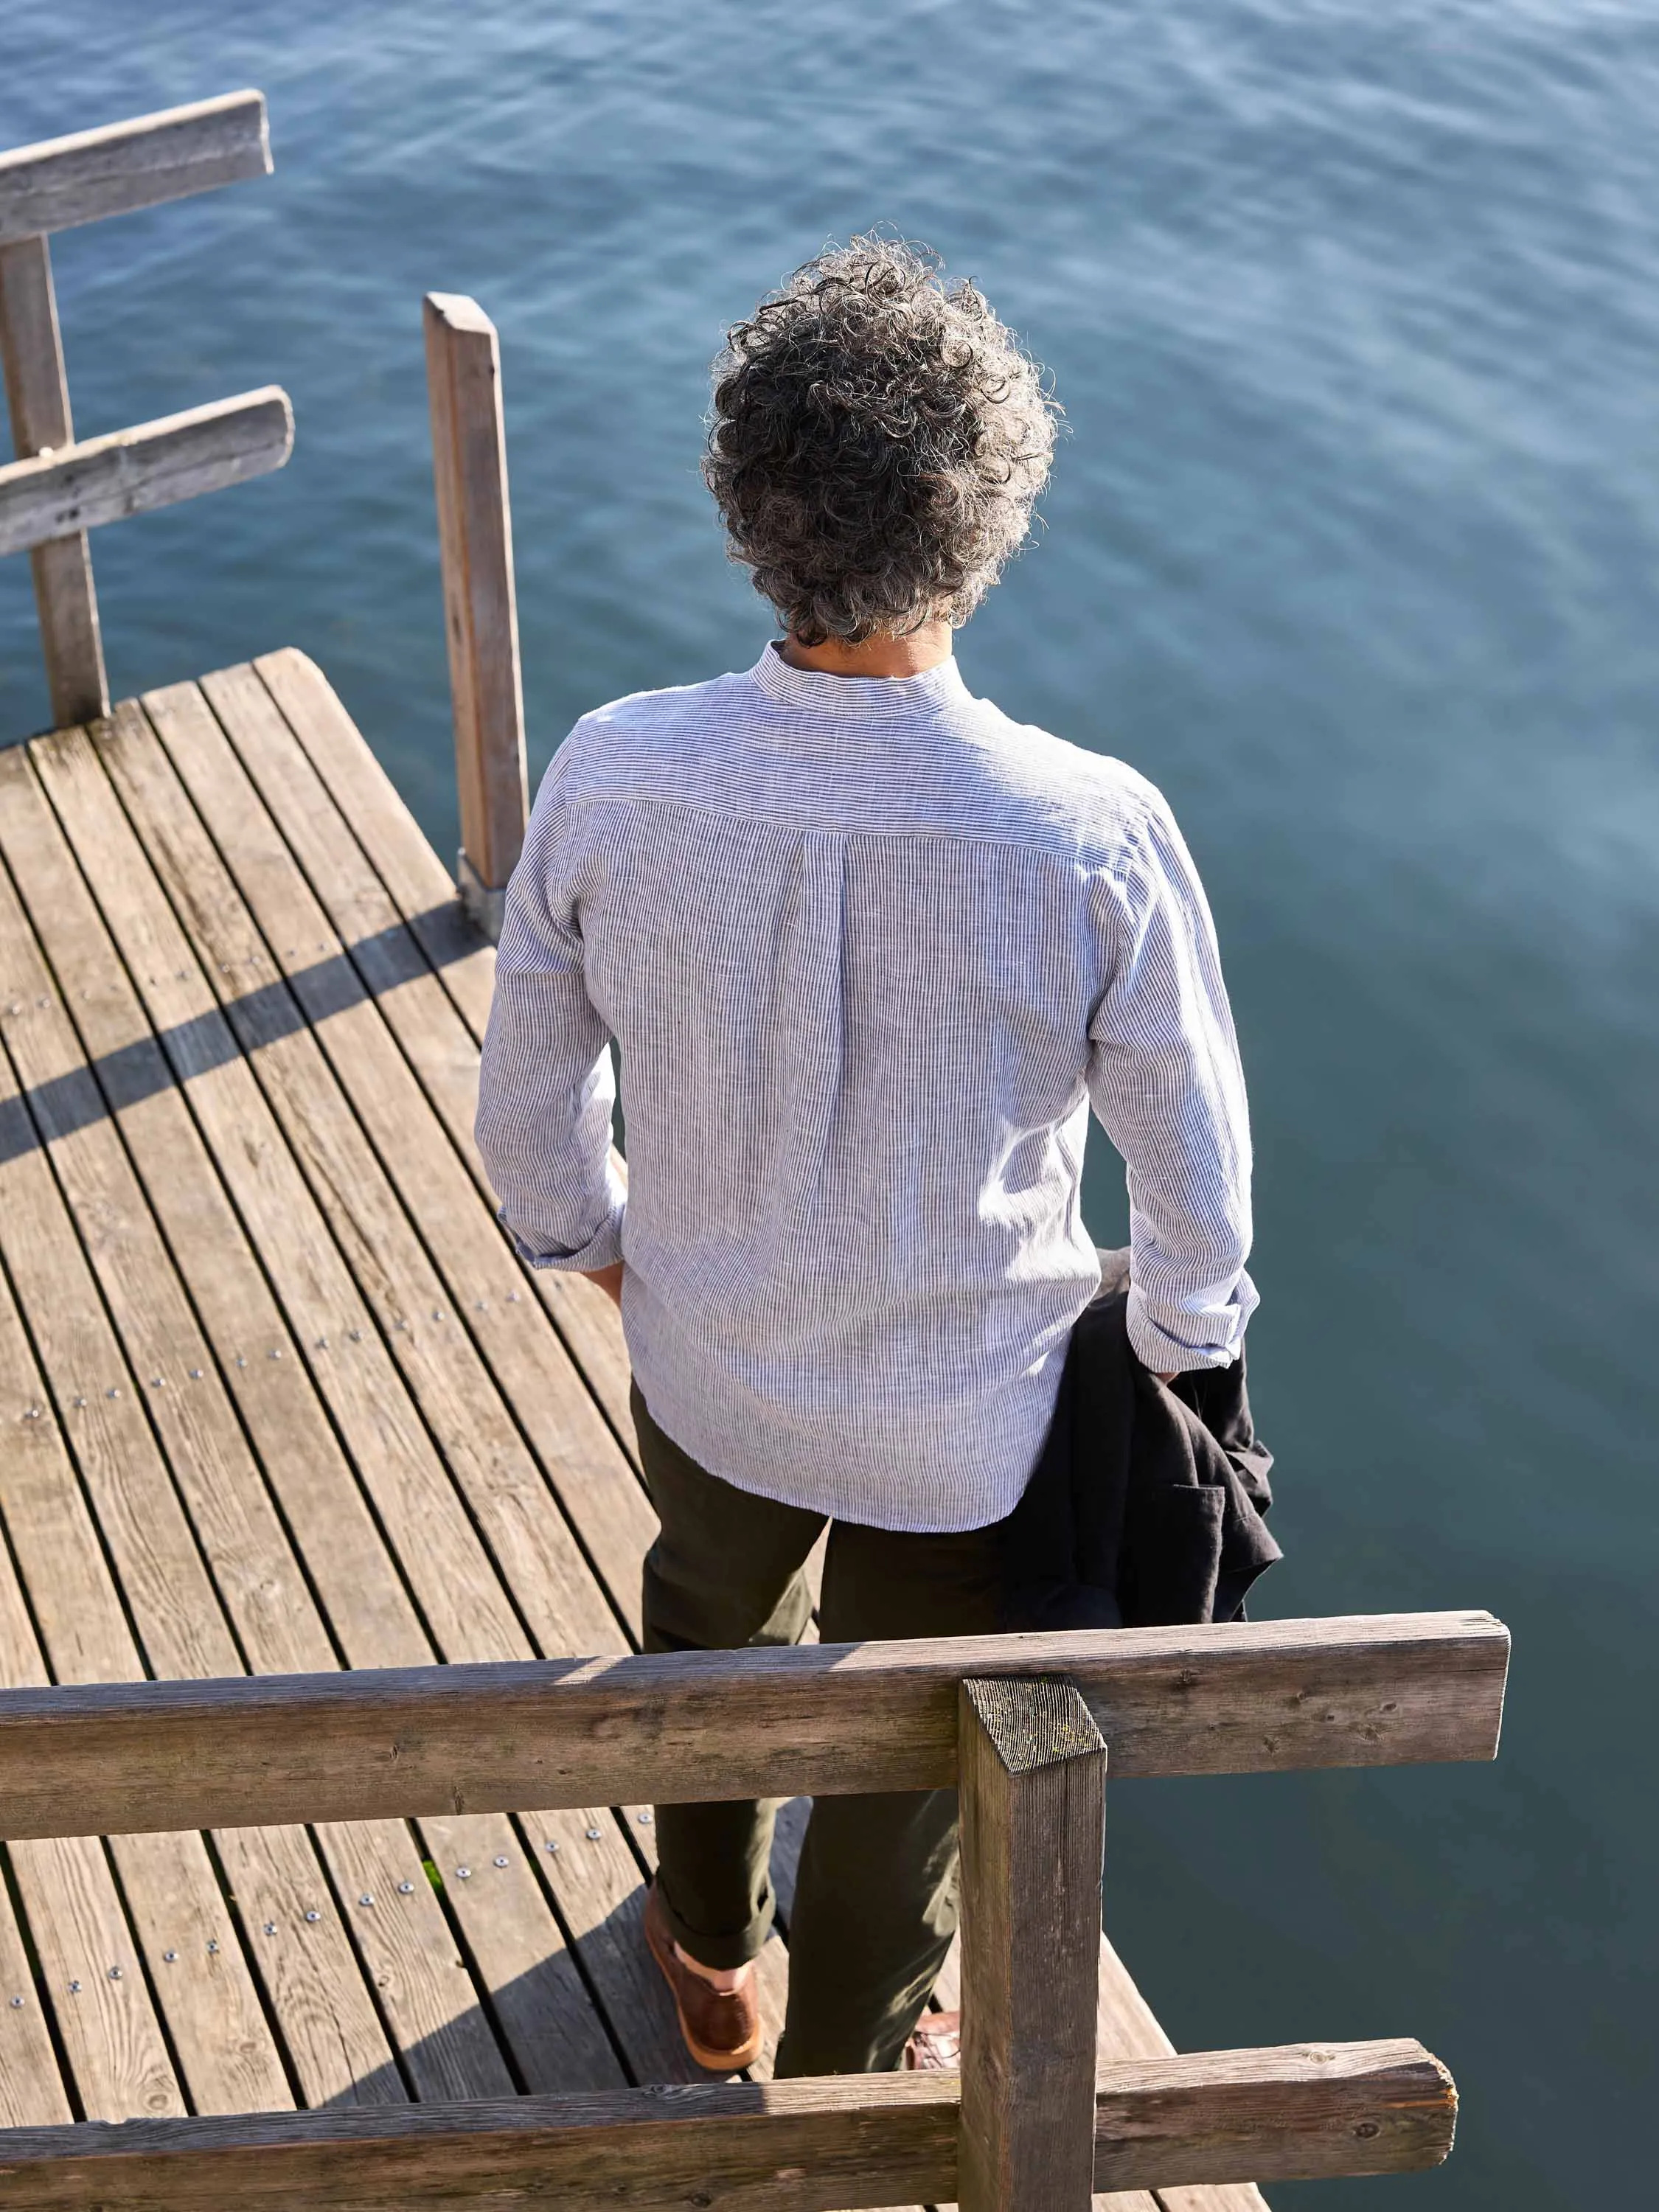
[634,1383,1006,2076]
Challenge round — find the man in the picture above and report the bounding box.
[475,237,1256,2078]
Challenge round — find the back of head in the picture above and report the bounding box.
[704,236,1060,647]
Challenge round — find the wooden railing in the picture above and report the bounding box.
[0,93,291,731]
[0,1611,1509,2211]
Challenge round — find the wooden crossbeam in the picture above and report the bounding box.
[0,388,292,557]
[0,92,270,243]
[0,2041,1455,2208]
[0,1613,1508,1841]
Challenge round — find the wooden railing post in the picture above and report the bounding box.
[423,291,528,942]
[0,91,274,736]
[958,1677,1107,2212]
[0,233,108,726]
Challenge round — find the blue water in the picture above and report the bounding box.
[4,4,1657,2199]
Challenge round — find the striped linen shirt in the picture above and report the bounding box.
[476,643,1256,1532]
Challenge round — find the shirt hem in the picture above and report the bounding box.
[632,1355,1058,1536]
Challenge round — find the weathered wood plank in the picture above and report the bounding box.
[0,1085,292,2116]
[97,695,621,1664]
[24,717,526,1674]
[251,649,498,1035]
[0,860,352,1678]
[0,739,445,1674]
[0,1611,1509,1843]
[423,294,528,932]
[0,390,291,557]
[4,1833,179,2126]
[0,237,105,723]
[157,669,655,1637]
[516,1807,710,2085]
[0,931,417,2109]
[1093,2039,1453,2189]
[0,92,270,243]
[204,657,642,1485]
[0,1534,117,2129]
[84,688,663,2087]
[0,815,551,2110]
[0,917,473,2096]
[0,1318,381,2121]
[0,1874,69,2126]
[0,743,445,1673]
[958,1680,1106,2212]
[0,1301,183,2124]
[249,647,638,1455]
[0,2039,1456,2205]
[10,729,625,2100]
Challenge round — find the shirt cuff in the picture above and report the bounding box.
[1126,1270,1259,1374]
[501,1198,626,1275]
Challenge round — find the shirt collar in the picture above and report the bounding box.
[748,639,970,721]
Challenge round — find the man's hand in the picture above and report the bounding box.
[582,1260,625,1309]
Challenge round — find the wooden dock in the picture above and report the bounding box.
[0,650,712,2104]
[0,653,1265,2209]
[0,91,1510,2212]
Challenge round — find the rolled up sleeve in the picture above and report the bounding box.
[1086,790,1258,1371]
[475,761,626,1273]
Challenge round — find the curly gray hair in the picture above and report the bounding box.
[704,237,1060,647]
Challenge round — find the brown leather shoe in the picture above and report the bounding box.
[643,1882,764,2072]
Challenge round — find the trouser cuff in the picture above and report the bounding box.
[653,1874,774,1971]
